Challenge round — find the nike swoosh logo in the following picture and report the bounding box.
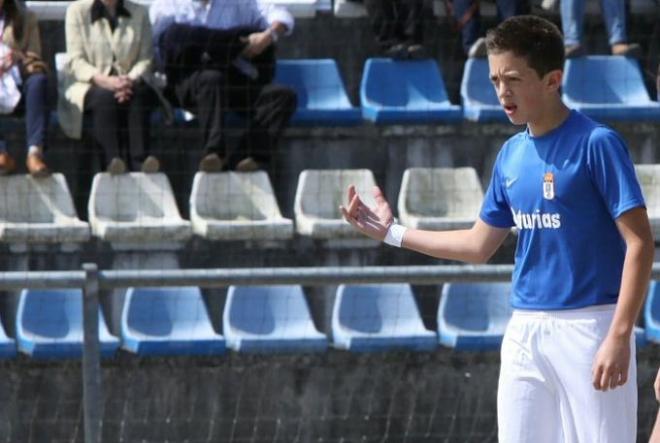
[505,177,518,188]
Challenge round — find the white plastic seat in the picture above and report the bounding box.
[635,164,660,239]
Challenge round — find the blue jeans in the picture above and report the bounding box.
[452,0,528,54]
[0,73,49,153]
[561,0,627,46]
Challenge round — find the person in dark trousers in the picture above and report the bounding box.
[58,0,159,175]
[363,0,426,59]
[0,0,50,176]
[150,0,297,172]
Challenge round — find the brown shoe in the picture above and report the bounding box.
[141,155,160,173]
[26,153,50,178]
[107,157,126,175]
[611,43,641,58]
[235,157,260,172]
[198,153,224,172]
[0,152,16,175]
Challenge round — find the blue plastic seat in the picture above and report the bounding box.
[16,289,119,359]
[224,285,327,353]
[275,59,361,125]
[121,287,225,356]
[562,56,660,121]
[460,58,507,122]
[644,281,660,343]
[0,316,16,359]
[360,58,462,123]
[438,282,512,350]
[332,284,436,352]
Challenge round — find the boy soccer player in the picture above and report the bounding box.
[340,15,654,442]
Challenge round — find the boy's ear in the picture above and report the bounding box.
[545,69,563,92]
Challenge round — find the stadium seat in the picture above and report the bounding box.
[0,316,16,359]
[223,285,327,353]
[562,56,660,121]
[438,282,512,350]
[121,287,225,356]
[275,59,361,125]
[398,167,483,230]
[332,284,437,352]
[88,173,192,247]
[294,169,379,240]
[460,58,507,122]
[190,171,293,241]
[0,174,89,245]
[16,289,119,359]
[360,58,462,123]
[333,0,367,17]
[644,281,660,343]
[634,164,660,240]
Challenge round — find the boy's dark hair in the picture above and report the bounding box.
[486,15,564,78]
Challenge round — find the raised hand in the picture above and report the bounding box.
[339,185,393,242]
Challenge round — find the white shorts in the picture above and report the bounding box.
[497,304,637,443]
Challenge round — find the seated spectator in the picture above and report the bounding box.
[447,0,529,58]
[560,0,640,58]
[58,0,159,174]
[150,0,297,172]
[0,0,50,176]
[363,0,426,59]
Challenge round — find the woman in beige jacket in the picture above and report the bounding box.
[0,0,49,176]
[58,0,158,174]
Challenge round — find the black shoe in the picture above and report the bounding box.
[406,44,428,60]
[198,153,224,172]
[384,43,408,60]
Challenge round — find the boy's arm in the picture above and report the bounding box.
[592,207,654,391]
[340,185,510,263]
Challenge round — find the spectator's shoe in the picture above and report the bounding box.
[198,153,224,172]
[107,157,126,175]
[0,152,16,175]
[564,44,586,58]
[407,44,428,60]
[384,43,408,60]
[141,155,160,173]
[26,153,50,178]
[235,157,260,172]
[611,43,641,58]
[468,38,488,58]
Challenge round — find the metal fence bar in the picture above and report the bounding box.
[82,264,102,443]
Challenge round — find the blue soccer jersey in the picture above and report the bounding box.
[480,110,645,310]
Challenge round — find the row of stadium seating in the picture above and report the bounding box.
[49,55,660,128]
[1,280,655,359]
[0,164,657,246]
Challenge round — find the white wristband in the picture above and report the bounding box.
[383,223,407,248]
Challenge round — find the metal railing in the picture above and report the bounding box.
[2,262,659,442]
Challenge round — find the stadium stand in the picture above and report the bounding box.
[333,0,366,17]
[223,285,327,353]
[88,172,192,246]
[0,174,89,245]
[398,167,484,230]
[461,58,508,122]
[16,289,119,358]
[360,58,462,123]
[437,282,512,350]
[0,318,16,359]
[121,286,226,356]
[644,281,660,343]
[190,171,293,241]
[332,283,437,352]
[275,59,361,125]
[562,56,660,121]
[294,168,380,241]
[635,164,660,241]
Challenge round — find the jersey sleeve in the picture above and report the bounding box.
[479,153,515,228]
[586,127,646,219]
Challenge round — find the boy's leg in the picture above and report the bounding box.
[498,315,562,443]
[545,308,637,443]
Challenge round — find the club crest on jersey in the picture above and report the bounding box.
[543,172,555,200]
